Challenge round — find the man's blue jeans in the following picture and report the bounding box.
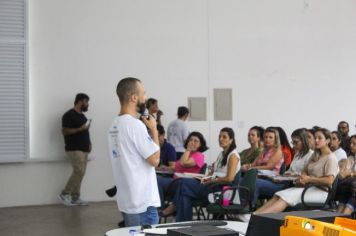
[122,206,159,227]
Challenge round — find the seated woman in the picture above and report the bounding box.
[330,131,348,162]
[275,127,293,168]
[240,128,338,222]
[156,131,207,209]
[241,127,284,175]
[336,135,356,215]
[240,126,264,166]
[160,127,240,222]
[284,129,314,176]
[252,128,313,206]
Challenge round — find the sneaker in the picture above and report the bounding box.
[235,213,251,223]
[71,198,89,206]
[57,194,74,206]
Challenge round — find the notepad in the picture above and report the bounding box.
[257,170,277,177]
[174,172,206,179]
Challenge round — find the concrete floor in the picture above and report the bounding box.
[0,201,123,236]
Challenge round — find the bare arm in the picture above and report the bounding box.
[62,124,88,136]
[142,115,160,167]
[157,161,176,171]
[253,149,283,170]
[167,161,176,171]
[180,150,197,167]
[298,175,334,186]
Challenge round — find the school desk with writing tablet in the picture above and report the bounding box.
[105,220,248,236]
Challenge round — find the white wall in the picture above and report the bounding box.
[1,0,356,207]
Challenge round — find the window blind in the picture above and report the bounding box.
[0,0,27,162]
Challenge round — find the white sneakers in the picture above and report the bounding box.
[58,194,88,206]
[72,198,89,206]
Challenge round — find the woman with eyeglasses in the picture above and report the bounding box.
[284,129,314,176]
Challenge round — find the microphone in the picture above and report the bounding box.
[142,108,149,119]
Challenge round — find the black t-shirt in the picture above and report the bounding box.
[62,109,91,152]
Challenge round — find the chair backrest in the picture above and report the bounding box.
[327,174,340,205]
[199,163,207,175]
[279,162,286,175]
[240,168,258,195]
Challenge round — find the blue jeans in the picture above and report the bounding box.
[174,178,212,222]
[254,178,287,204]
[122,206,159,227]
[157,175,174,208]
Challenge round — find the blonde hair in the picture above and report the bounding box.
[264,127,281,149]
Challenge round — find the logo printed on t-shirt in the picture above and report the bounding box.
[112,150,120,158]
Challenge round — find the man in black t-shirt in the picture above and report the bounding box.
[58,93,91,206]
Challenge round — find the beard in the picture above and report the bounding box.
[137,101,146,114]
[81,105,88,112]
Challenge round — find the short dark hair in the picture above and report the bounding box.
[177,106,189,118]
[74,93,89,104]
[116,77,141,105]
[184,131,208,152]
[146,98,158,109]
[338,121,349,129]
[157,124,165,135]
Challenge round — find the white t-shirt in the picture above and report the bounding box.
[285,149,313,175]
[333,148,347,162]
[167,119,189,152]
[212,149,240,178]
[108,114,160,214]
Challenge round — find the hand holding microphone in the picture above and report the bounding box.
[141,109,157,131]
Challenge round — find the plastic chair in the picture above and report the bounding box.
[160,163,208,223]
[206,168,257,220]
[286,175,340,211]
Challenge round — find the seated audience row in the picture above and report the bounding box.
[153,123,354,223]
[237,128,339,222]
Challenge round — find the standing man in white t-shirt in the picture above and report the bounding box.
[108,77,161,227]
[167,106,190,160]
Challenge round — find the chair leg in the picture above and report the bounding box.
[198,207,206,220]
